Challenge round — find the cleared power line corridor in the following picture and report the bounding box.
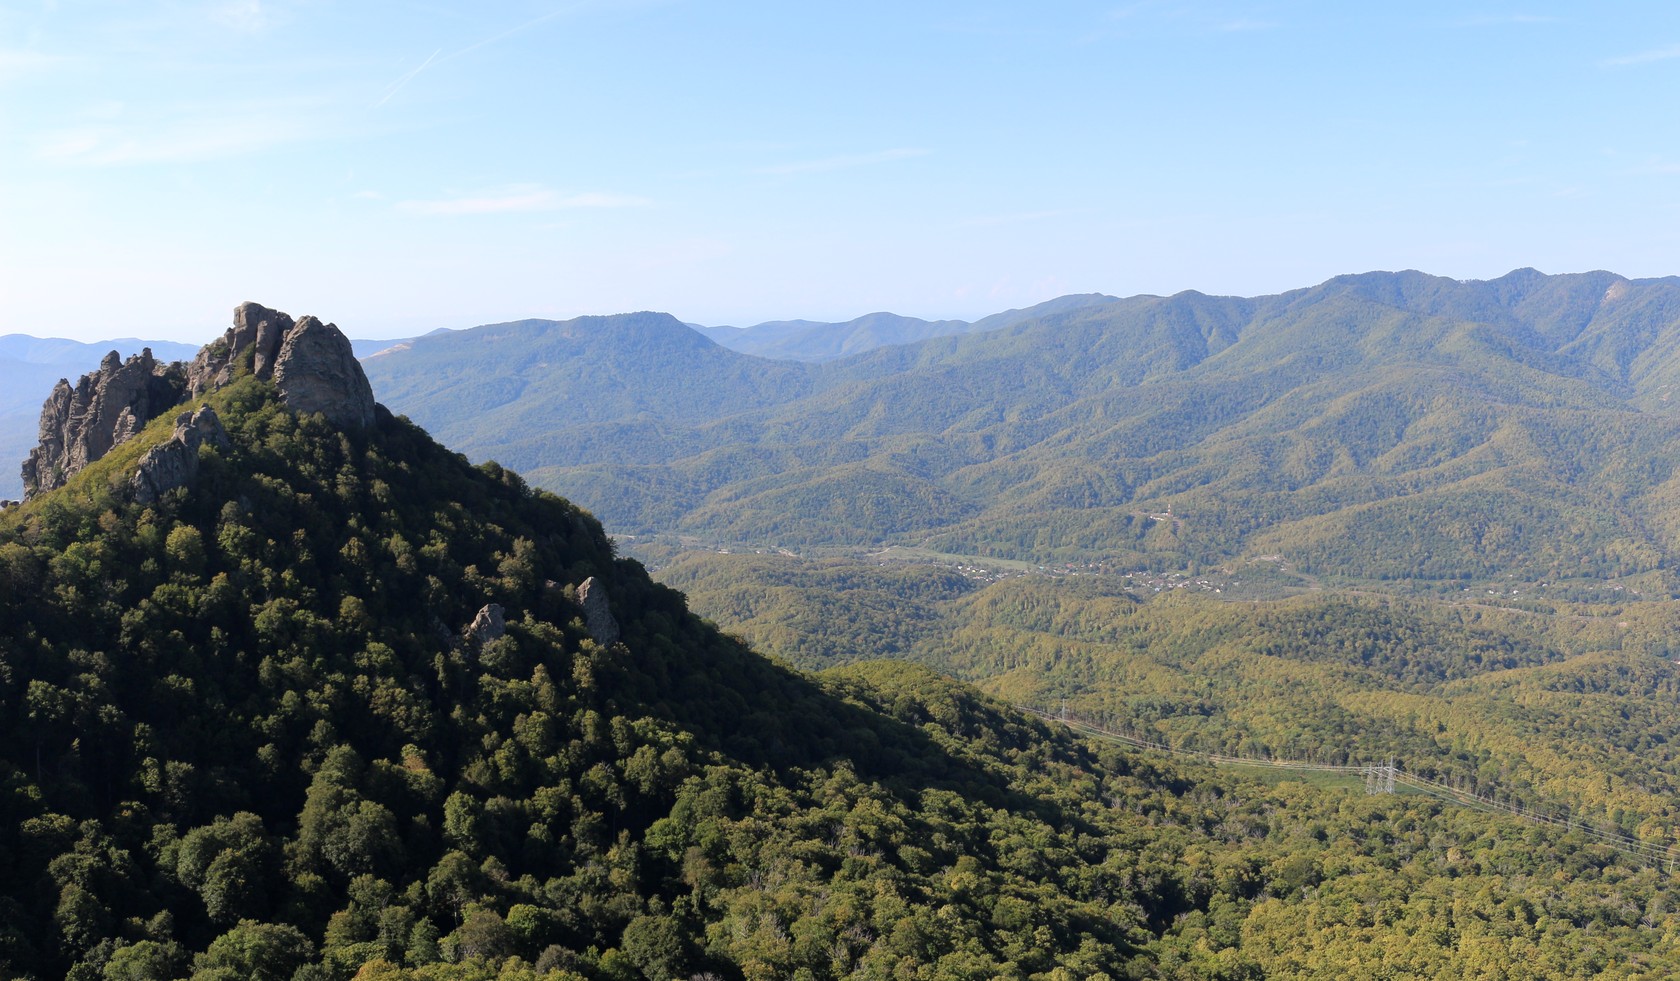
[1030,706,1680,871]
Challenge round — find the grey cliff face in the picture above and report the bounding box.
[187,302,294,396]
[21,349,187,498]
[467,603,507,645]
[190,302,376,430]
[270,315,377,430]
[22,301,382,500]
[132,406,231,504]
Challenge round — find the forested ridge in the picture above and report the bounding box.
[362,268,1680,589]
[8,365,1680,978]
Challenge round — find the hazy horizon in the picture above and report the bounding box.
[8,3,1680,341]
[5,263,1663,347]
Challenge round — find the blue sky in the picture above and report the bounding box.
[6,1,1680,341]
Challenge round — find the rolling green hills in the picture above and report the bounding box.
[661,550,1680,840]
[13,344,1680,977]
[362,269,1680,589]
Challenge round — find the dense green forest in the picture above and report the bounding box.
[10,371,1680,977]
[362,269,1680,588]
[662,551,1680,839]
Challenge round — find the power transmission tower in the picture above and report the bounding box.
[1364,760,1396,795]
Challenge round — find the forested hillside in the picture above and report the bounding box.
[362,269,1680,589]
[10,345,1680,977]
[663,551,1680,841]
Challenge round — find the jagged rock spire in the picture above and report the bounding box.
[21,302,380,499]
[132,406,230,504]
[22,349,187,498]
[190,302,376,430]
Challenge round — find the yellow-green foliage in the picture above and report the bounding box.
[670,552,1680,839]
[366,272,1680,590]
[12,379,1680,978]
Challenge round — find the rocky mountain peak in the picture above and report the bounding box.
[270,314,377,429]
[187,301,295,395]
[21,348,187,498]
[22,302,379,500]
[189,302,376,429]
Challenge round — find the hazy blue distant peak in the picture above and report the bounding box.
[0,334,200,365]
[352,337,416,359]
[695,311,972,362]
[455,311,721,351]
[697,295,1137,362]
[967,293,1122,332]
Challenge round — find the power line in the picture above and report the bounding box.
[1029,706,1680,869]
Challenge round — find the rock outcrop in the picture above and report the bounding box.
[187,302,292,395]
[131,406,230,504]
[22,301,382,500]
[271,316,377,429]
[467,604,506,644]
[22,349,187,498]
[190,302,376,429]
[577,577,620,646]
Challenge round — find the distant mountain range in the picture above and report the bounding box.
[693,293,1116,361]
[353,268,1680,588]
[17,270,1680,590]
[0,301,1112,497]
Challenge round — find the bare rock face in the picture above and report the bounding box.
[189,303,375,430]
[271,315,377,430]
[577,577,620,646]
[467,604,507,644]
[188,302,294,396]
[132,406,231,504]
[22,301,383,502]
[22,349,188,498]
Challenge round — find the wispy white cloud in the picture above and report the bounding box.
[80,99,127,120]
[1086,4,1279,41]
[556,191,653,208]
[957,209,1083,228]
[1106,1,1171,21]
[211,0,276,33]
[370,5,592,109]
[371,48,440,109]
[396,185,652,216]
[1455,13,1561,27]
[436,4,587,66]
[1604,43,1680,67]
[36,105,330,165]
[1622,159,1680,176]
[0,48,72,80]
[755,147,930,176]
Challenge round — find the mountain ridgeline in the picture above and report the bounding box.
[692,294,1118,362]
[11,303,1680,979]
[360,268,1680,589]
